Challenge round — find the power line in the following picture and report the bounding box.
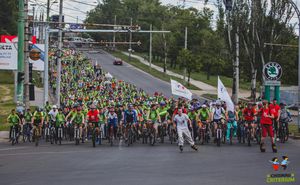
[67,0,98,7]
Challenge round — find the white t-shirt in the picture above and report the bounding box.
[173,114,189,129]
[48,110,58,122]
[212,107,225,120]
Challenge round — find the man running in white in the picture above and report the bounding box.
[173,109,198,152]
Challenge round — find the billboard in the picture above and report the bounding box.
[0,43,18,70]
[0,43,44,71]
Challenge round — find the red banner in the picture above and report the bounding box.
[1,35,37,44]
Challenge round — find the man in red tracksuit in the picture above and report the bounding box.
[260,100,277,153]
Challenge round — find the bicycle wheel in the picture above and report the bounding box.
[92,128,96,147]
[247,128,251,146]
[110,126,114,146]
[230,127,233,145]
[34,128,39,147]
[216,129,221,147]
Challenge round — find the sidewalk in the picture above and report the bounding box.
[0,131,9,142]
[122,52,252,98]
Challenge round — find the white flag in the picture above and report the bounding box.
[171,79,192,100]
[217,76,234,112]
[105,72,113,79]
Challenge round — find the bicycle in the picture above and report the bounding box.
[57,124,64,145]
[108,124,115,146]
[245,121,252,146]
[141,124,148,144]
[91,125,100,147]
[44,123,50,142]
[10,125,19,145]
[158,122,167,143]
[199,121,209,145]
[148,122,156,146]
[74,125,80,145]
[215,121,223,147]
[22,123,32,143]
[49,124,56,144]
[66,122,74,141]
[237,121,246,144]
[227,121,234,145]
[33,124,40,147]
[168,124,177,144]
[255,123,261,145]
[279,121,289,143]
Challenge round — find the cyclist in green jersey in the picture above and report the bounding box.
[31,108,44,137]
[24,109,32,123]
[23,108,33,135]
[147,104,161,136]
[56,108,66,127]
[70,107,85,141]
[188,107,198,141]
[7,109,21,140]
[44,101,52,114]
[198,104,211,133]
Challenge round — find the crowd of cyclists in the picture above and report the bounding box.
[6,49,293,153]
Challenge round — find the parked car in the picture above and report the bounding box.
[113,58,123,65]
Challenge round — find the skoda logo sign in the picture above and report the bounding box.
[263,62,282,81]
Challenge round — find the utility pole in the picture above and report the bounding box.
[17,0,25,104]
[234,27,239,104]
[44,26,49,105]
[56,0,63,107]
[183,26,187,84]
[24,0,30,109]
[128,18,132,61]
[47,0,50,21]
[149,24,152,72]
[113,15,116,49]
[162,25,167,73]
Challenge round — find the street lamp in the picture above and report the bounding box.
[287,0,300,132]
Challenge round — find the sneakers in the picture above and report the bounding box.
[179,145,183,152]
[272,144,277,153]
[260,143,266,152]
[191,145,198,151]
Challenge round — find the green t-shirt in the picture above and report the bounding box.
[72,112,84,124]
[7,114,20,125]
[24,112,32,122]
[198,108,210,121]
[188,112,197,121]
[33,111,43,121]
[149,110,159,121]
[56,113,65,126]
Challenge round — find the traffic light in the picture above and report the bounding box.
[17,72,25,83]
[29,63,33,83]
[225,0,233,11]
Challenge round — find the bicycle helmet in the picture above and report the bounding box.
[160,101,166,106]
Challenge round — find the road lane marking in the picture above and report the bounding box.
[0,150,96,157]
[0,147,29,151]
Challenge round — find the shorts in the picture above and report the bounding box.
[261,124,274,138]
[91,122,99,127]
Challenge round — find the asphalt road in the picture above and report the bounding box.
[0,138,299,185]
[0,49,299,185]
[84,49,173,97]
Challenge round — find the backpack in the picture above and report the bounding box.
[228,111,235,122]
[279,109,289,122]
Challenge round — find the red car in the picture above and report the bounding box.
[113,58,123,65]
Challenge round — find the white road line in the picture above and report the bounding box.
[0,150,95,157]
[0,147,29,151]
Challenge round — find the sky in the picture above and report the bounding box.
[30,0,300,26]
